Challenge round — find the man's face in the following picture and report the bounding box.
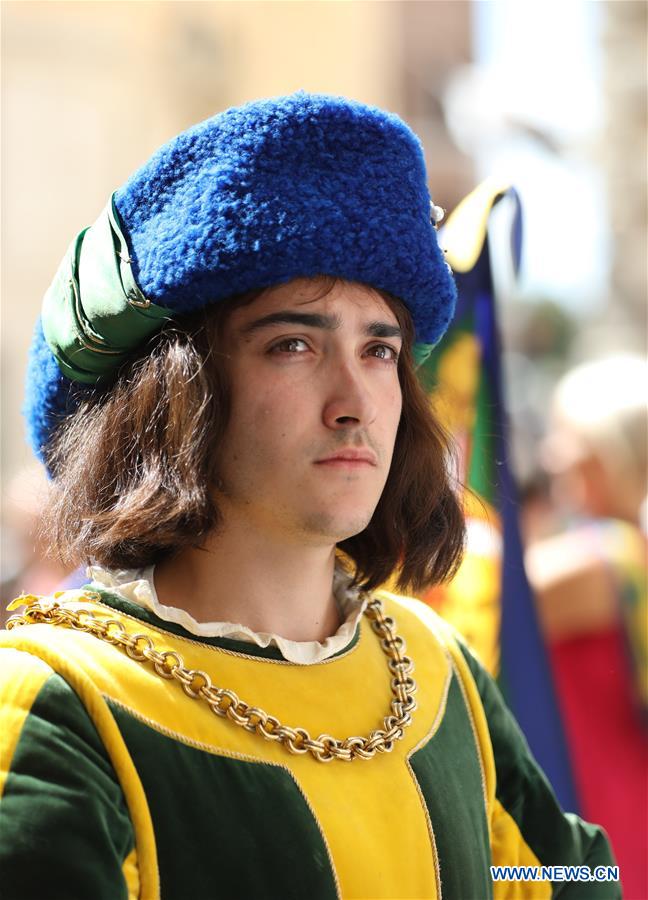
[216,278,404,545]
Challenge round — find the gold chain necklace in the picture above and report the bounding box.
[7,592,417,763]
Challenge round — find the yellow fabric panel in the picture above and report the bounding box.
[121,847,140,900]
[491,799,551,899]
[0,630,160,900]
[0,648,52,798]
[3,590,455,900]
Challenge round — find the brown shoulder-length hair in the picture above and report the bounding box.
[42,278,466,594]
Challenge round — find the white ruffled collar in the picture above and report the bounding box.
[86,561,366,665]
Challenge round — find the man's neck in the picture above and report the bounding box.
[153,516,342,643]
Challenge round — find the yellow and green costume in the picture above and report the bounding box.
[0,587,617,899]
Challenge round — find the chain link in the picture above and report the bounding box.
[7,593,417,763]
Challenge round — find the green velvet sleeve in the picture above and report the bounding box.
[0,661,135,900]
[458,643,621,899]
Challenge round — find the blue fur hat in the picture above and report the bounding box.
[25,91,456,464]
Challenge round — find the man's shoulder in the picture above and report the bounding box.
[1,589,140,683]
[373,588,466,652]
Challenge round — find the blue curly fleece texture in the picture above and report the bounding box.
[25,92,456,463]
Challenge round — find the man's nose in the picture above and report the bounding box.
[322,360,378,429]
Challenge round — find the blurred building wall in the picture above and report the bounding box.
[1,1,472,564]
[601,0,647,347]
[399,0,474,209]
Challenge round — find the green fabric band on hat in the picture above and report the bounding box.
[41,197,174,385]
[413,342,435,368]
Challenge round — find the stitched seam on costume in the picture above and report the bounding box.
[406,649,453,755]
[107,696,342,899]
[107,695,275,756]
[67,596,363,666]
[404,757,443,899]
[0,649,53,799]
[422,614,490,818]
[403,649,452,900]
[288,776,343,900]
[450,655,489,821]
[491,798,545,871]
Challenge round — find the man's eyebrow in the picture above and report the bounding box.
[240,311,340,335]
[240,310,402,339]
[366,321,403,340]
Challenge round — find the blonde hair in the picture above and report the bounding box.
[550,354,648,510]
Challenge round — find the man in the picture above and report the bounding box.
[1,93,618,898]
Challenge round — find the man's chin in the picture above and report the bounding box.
[299,509,375,543]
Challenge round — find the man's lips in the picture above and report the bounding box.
[314,450,378,467]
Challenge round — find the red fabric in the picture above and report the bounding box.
[549,628,648,899]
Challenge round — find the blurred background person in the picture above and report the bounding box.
[529,354,647,641]
[526,355,647,898]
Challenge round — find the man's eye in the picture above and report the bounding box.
[270,338,310,354]
[367,344,399,362]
